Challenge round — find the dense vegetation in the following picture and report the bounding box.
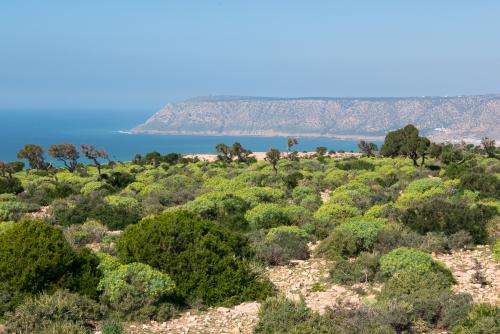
[0,127,498,333]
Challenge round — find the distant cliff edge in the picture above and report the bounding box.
[132,95,500,142]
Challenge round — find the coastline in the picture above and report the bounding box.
[129,129,385,142]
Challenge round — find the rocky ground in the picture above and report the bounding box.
[123,246,366,334]
[434,245,499,305]
[121,245,499,334]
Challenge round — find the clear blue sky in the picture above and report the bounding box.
[1,0,499,110]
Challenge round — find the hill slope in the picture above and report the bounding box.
[132,95,500,142]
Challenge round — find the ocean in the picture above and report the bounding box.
[0,110,374,162]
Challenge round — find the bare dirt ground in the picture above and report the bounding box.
[434,245,500,305]
[122,246,364,334]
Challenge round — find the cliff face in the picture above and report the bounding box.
[132,95,500,142]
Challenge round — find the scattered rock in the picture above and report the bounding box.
[434,246,499,305]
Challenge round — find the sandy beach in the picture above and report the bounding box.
[184,151,361,162]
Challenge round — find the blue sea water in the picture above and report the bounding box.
[0,110,374,162]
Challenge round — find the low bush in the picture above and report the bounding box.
[451,303,500,334]
[493,239,500,262]
[315,228,358,259]
[336,159,375,171]
[373,225,423,254]
[4,289,101,334]
[377,271,471,331]
[254,226,310,265]
[245,203,290,230]
[329,252,381,284]
[50,193,142,229]
[64,219,108,248]
[0,219,101,297]
[97,254,177,321]
[337,220,386,253]
[118,210,274,306]
[254,296,395,334]
[101,319,124,334]
[0,176,23,194]
[379,247,454,283]
[399,199,495,244]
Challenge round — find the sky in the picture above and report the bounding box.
[1,0,500,110]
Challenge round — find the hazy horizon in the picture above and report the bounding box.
[1,1,500,111]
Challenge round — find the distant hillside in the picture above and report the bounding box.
[132,95,500,142]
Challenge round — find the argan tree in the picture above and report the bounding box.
[0,161,24,180]
[357,140,378,157]
[481,137,496,158]
[48,144,80,172]
[215,144,232,162]
[380,124,430,166]
[81,144,109,177]
[266,148,281,175]
[231,142,252,162]
[287,137,299,160]
[16,144,48,170]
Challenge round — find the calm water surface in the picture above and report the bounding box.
[0,110,375,162]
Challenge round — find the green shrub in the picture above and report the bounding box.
[336,159,375,171]
[451,304,500,334]
[377,270,470,330]
[245,203,290,230]
[64,219,108,248]
[0,219,101,297]
[379,247,454,283]
[254,297,395,334]
[399,199,495,243]
[37,321,90,334]
[255,226,310,265]
[337,220,386,252]
[184,192,250,230]
[0,176,23,194]
[315,228,358,259]
[314,203,361,229]
[4,289,101,334]
[97,254,177,321]
[282,204,315,226]
[494,239,500,262]
[118,210,274,306]
[373,225,423,254]
[253,297,315,334]
[330,252,381,284]
[50,194,142,229]
[101,319,124,334]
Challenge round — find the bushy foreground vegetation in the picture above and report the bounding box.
[0,128,498,333]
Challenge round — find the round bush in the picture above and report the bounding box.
[117,210,274,306]
[245,203,290,230]
[337,220,386,252]
[379,247,454,282]
[255,226,310,265]
[97,254,176,320]
[4,289,101,334]
[451,304,500,334]
[314,203,361,227]
[0,219,101,297]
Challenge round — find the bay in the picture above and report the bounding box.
[0,110,374,162]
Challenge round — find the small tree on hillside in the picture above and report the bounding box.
[315,146,327,157]
[48,144,80,172]
[266,148,281,175]
[287,138,298,159]
[481,137,496,158]
[380,124,430,166]
[215,144,232,162]
[17,144,48,170]
[357,140,378,157]
[231,142,252,162]
[81,144,108,177]
[0,161,24,180]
